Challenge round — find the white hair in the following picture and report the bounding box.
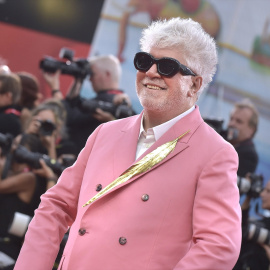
[88,54,122,83]
[140,17,218,95]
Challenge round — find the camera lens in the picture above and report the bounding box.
[39,120,56,136]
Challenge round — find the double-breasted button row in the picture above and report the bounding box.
[78,228,86,236]
[119,237,127,245]
[96,184,102,191]
[96,184,149,203]
[78,230,127,245]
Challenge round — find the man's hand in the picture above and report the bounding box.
[32,159,55,180]
[33,159,58,190]
[93,108,115,122]
[42,70,61,90]
[262,244,270,261]
[42,70,63,99]
[113,93,131,107]
[241,173,253,210]
[0,153,6,181]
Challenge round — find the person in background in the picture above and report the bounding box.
[24,102,62,161]
[0,73,22,138]
[14,17,241,270]
[227,99,259,178]
[24,100,76,165]
[0,133,52,269]
[43,54,135,154]
[233,178,270,270]
[41,98,78,168]
[16,72,43,131]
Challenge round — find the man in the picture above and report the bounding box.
[15,18,241,270]
[0,73,22,137]
[43,55,134,154]
[227,99,259,177]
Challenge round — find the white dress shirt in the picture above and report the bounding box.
[135,106,195,160]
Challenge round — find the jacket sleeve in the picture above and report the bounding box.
[14,124,103,270]
[174,143,242,270]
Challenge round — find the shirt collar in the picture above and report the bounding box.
[138,105,195,141]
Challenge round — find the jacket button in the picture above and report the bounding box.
[96,184,102,191]
[119,237,127,245]
[141,194,149,201]
[78,228,86,236]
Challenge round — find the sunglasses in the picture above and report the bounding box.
[134,52,196,77]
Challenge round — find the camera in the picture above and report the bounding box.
[13,145,65,175]
[203,117,239,141]
[203,117,224,134]
[40,48,91,79]
[8,212,32,238]
[237,173,264,198]
[38,120,56,136]
[243,221,270,246]
[61,156,76,168]
[80,99,134,119]
[0,132,13,156]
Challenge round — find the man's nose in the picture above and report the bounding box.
[228,119,235,127]
[145,63,160,78]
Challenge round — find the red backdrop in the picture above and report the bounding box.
[0,22,91,99]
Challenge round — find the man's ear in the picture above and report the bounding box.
[192,76,202,93]
[188,76,202,97]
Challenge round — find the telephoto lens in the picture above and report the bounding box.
[246,222,270,246]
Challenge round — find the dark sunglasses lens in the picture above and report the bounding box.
[158,59,179,77]
[135,53,152,71]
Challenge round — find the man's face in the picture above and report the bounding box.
[27,109,57,136]
[228,107,255,143]
[135,47,198,119]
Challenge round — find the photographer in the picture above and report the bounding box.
[25,100,76,162]
[42,53,135,154]
[204,100,259,197]
[226,99,259,178]
[233,178,270,270]
[0,133,53,269]
[0,73,22,138]
[16,72,43,131]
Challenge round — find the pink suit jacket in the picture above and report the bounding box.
[14,106,241,270]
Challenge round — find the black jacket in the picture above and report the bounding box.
[234,139,258,177]
[63,90,135,155]
[0,105,21,137]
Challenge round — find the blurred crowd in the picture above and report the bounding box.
[0,54,136,269]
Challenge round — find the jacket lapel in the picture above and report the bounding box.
[111,112,143,178]
[126,106,203,179]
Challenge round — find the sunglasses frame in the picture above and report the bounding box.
[134,52,196,77]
